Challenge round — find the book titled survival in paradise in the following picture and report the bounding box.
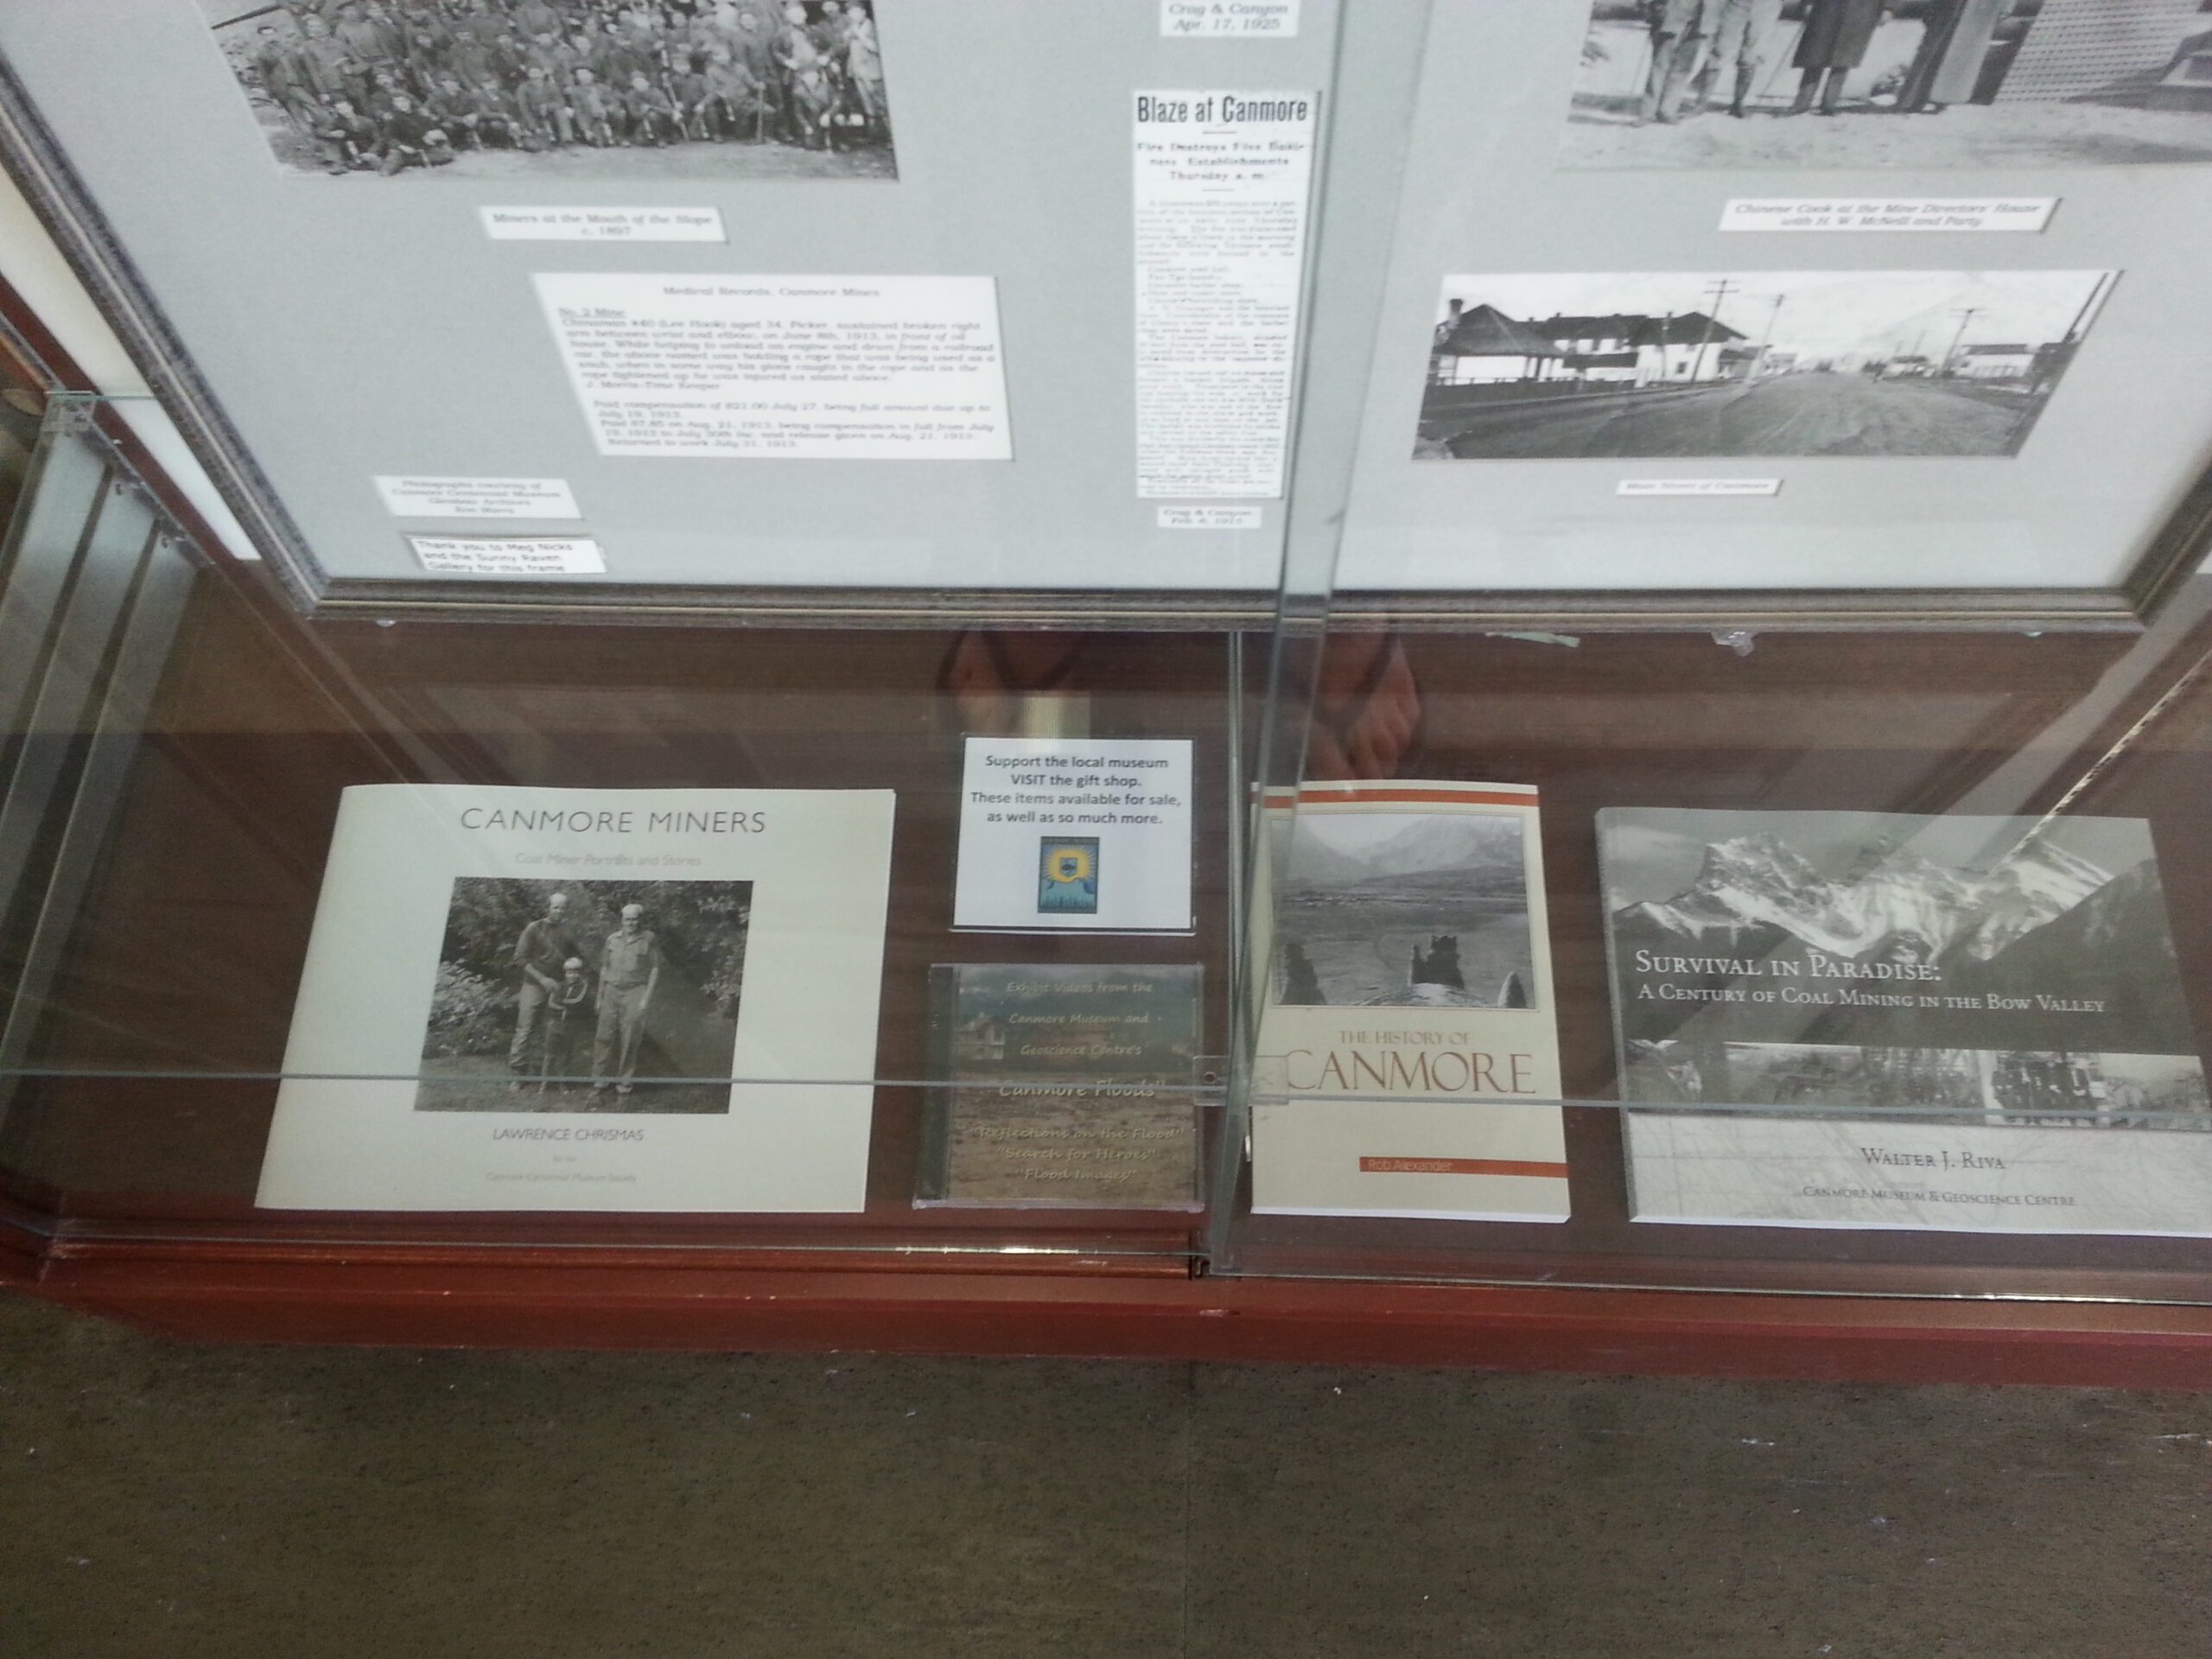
[1599,807,2212,1236]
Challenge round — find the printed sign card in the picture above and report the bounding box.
[952,738,1194,933]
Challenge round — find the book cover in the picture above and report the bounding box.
[919,963,1202,1208]
[1599,807,2212,1235]
[257,785,893,1212]
[1250,781,1568,1221]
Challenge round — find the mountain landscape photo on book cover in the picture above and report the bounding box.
[1602,809,2208,1123]
[1274,809,1537,1012]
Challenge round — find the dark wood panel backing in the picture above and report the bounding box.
[0,1213,35,1285]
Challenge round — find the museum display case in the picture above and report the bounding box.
[3,0,2211,1380]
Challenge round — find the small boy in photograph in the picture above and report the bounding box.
[542,956,594,1094]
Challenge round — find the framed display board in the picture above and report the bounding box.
[0,0,1342,619]
[3,0,2210,626]
[1327,1,2212,624]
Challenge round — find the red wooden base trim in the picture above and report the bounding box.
[0,1200,49,1286]
[0,1235,36,1287]
[21,1243,2212,1389]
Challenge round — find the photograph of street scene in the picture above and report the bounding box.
[207,0,894,181]
[1563,0,2212,167]
[1415,269,2115,460]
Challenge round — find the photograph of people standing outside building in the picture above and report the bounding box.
[1563,0,2212,166]
[207,0,895,181]
[1415,269,2115,460]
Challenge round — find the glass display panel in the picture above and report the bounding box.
[0,1,1350,613]
[6,3,2212,1321]
[1325,1,2212,615]
[0,397,1249,1262]
[9,3,2207,625]
[1221,575,2212,1303]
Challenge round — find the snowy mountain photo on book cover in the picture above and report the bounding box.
[1600,808,2207,1126]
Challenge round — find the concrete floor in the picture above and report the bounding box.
[3,1294,2207,1659]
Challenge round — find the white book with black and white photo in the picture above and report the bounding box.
[1251,781,1568,1222]
[1599,808,2212,1236]
[257,785,894,1212]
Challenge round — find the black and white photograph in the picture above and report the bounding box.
[1625,1039,2211,1124]
[1624,1039,1990,1109]
[416,875,751,1114]
[1563,0,2212,168]
[1273,812,1537,1010]
[1601,806,2198,1059]
[1417,269,2114,460]
[207,0,895,181]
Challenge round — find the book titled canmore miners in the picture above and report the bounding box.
[919,963,1202,1208]
[1251,781,1568,1221]
[1599,808,2212,1236]
[257,785,894,1213]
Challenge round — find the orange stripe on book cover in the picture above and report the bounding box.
[1357,1157,1571,1179]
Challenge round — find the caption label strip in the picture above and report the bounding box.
[1161,0,1300,36]
[1720,198,2056,234]
[408,536,606,575]
[481,206,726,242]
[377,476,581,519]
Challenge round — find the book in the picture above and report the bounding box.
[1250,781,1568,1220]
[1599,807,2212,1236]
[919,963,1202,1208]
[257,785,894,1212]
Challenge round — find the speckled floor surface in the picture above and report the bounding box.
[2,1294,2207,1658]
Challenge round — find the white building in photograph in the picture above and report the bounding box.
[1539,312,1751,388]
[1956,343,2040,379]
[1431,302,1751,390]
[1428,302,1568,385]
[1998,0,2212,103]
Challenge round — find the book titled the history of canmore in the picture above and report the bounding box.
[1251,781,1568,1221]
[1599,808,2212,1236]
[257,785,894,1213]
[920,963,1201,1208]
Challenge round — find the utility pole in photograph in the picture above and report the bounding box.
[2059,271,2113,345]
[1755,294,1785,377]
[1942,306,1982,379]
[1694,278,1739,385]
